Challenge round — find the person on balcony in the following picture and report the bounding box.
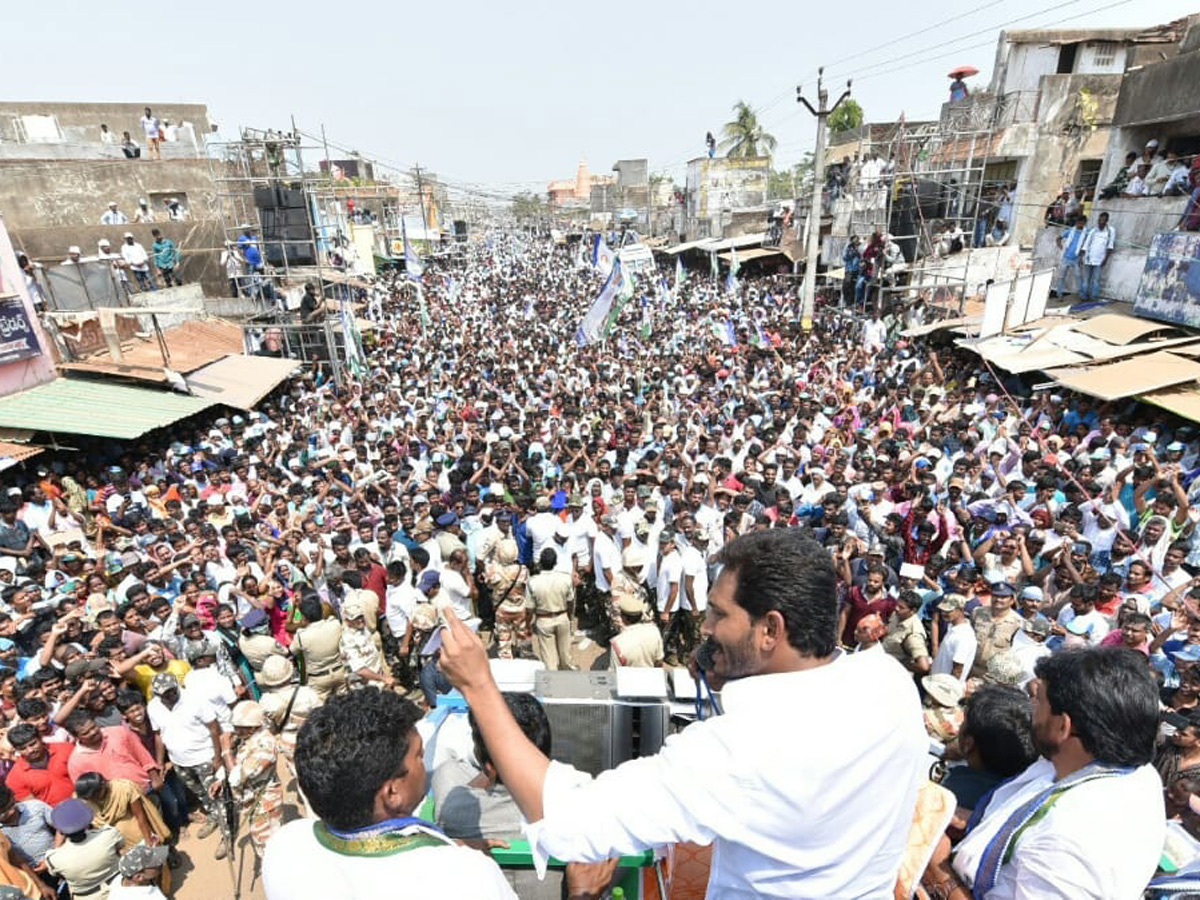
[1079,212,1115,302]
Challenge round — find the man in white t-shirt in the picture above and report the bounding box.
[655,531,684,619]
[525,497,560,562]
[932,595,977,682]
[437,550,475,622]
[146,673,232,842]
[140,107,162,160]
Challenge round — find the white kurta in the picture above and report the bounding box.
[952,757,1163,899]
[263,819,517,900]
[527,649,927,899]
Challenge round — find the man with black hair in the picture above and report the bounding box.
[440,528,927,898]
[941,684,1037,811]
[6,724,74,806]
[525,547,574,671]
[262,689,517,899]
[434,693,552,840]
[926,648,1164,899]
[293,591,344,700]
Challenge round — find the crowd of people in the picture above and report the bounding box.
[0,231,1199,897]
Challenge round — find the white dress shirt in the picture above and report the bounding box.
[952,757,1163,899]
[526,649,927,899]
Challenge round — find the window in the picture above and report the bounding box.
[1076,160,1103,200]
[1056,43,1079,75]
[1090,41,1118,68]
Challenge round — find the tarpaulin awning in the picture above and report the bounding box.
[1072,313,1180,346]
[718,248,784,263]
[185,355,302,410]
[0,379,215,439]
[1045,352,1200,401]
[903,316,982,337]
[700,233,767,253]
[660,239,713,255]
[1141,385,1200,424]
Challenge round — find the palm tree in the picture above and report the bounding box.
[719,101,777,159]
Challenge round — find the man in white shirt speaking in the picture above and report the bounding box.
[924,647,1164,899]
[440,528,928,898]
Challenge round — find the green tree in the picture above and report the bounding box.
[510,191,545,221]
[719,101,777,159]
[827,99,864,136]
[767,153,815,199]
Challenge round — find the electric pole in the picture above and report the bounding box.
[413,163,429,243]
[796,68,851,331]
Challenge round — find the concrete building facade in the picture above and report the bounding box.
[1032,15,1200,305]
[0,102,226,297]
[683,155,769,241]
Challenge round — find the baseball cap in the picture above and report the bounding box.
[417,570,441,593]
[937,594,966,612]
[1022,617,1051,637]
[1173,644,1200,664]
[151,673,179,696]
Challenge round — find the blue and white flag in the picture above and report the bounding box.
[711,318,736,346]
[592,234,615,276]
[675,256,685,294]
[402,219,424,281]
[726,247,740,296]
[576,260,627,346]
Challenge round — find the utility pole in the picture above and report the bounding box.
[413,163,429,247]
[796,68,851,331]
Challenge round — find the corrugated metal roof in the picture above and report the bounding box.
[185,355,302,410]
[0,379,215,439]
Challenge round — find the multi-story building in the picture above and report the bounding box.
[683,155,769,241]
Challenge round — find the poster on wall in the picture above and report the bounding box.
[0,294,42,365]
[1134,232,1200,328]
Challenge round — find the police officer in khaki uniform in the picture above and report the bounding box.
[969,581,1023,679]
[525,547,575,671]
[610,593,664,668]
[882,591,931,675]
[292,592,346,701]
[238,608,287,674]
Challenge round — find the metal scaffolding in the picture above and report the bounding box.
[830,97,1011,314]
[205,127,355,386]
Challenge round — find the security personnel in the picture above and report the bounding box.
[610,594,664,668]
[292,592,346,701]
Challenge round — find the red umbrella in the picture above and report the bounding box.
[948,65,979,79]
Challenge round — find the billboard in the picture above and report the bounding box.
[1134,232,1200,328]
[0,294,42,365]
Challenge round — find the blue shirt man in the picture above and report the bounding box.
[238,231,263,269]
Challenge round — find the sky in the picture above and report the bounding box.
[7,0,1198,201]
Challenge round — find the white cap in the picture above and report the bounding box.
[68,245,81,254]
